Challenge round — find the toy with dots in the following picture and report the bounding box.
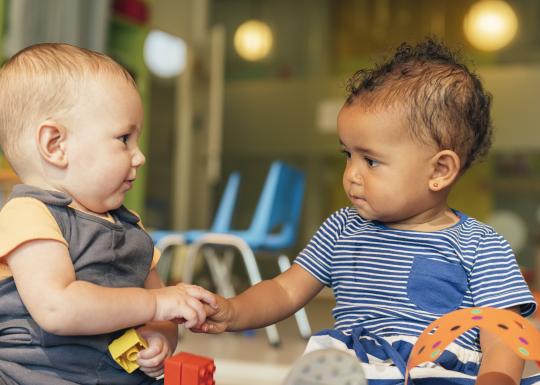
[404,307,540,385]
[108,328,148,373]
[164,352,215,385]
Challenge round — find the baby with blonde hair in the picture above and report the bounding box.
[0,44,134,176]
[0,43,215,385]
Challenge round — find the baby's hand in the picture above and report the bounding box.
[136,327,171,378]
[192,294,234,334]
[150,284,217,328]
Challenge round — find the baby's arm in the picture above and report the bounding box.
[6,239,215,335]
[201,264,323,333]
[476,306,524,385]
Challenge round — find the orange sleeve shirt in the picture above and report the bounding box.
[0,197,160,280]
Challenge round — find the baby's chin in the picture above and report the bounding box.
[83,198,125,215]
[353,207,397,224]
[352,206,375,220]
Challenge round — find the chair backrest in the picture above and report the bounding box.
[210,171,241,232]
[247,161,305,250]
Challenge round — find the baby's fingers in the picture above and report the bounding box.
[191,320,226,334]
[136,337,167,377]
[138,363,164,378]
[176,305,198,328]
[183,284,218,308]
[203,302,219,317]
[184,296,208,327]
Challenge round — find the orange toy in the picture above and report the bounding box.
[534,291,540,320]
[404,307,540,385]
[164,352,215,385]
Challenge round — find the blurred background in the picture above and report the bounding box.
[0,1,539,383]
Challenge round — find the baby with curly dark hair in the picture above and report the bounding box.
[200,39,538,385]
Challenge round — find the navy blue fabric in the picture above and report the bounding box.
[296,207,537,353]
[314,328,540,385]
[367,376,540,385]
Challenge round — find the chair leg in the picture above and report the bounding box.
[203,247,236,298]
[234,240,281,347]
[222,248,235,279]
[202,247,225,296]
[220,248,237,298]
[278,255,312,339]
[182,242,202,284]
[155,234,185,284]
[156,247,173,283]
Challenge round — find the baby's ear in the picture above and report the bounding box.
[36,120,68,168]
[428,150,461,191]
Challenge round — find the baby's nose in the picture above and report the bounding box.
[132,148,146,167]
[347,167,363,184]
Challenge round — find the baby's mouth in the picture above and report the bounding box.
[349,193,367,205]
[349,191,364,200]
[124,179,135,189]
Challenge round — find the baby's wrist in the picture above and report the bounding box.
[146,288,160,321]
[226,298,240,331]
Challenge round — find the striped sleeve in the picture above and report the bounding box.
[294,208,349,286]
[469,229,536,317]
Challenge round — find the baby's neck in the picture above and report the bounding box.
[67,199,112,220]
[19,178,112,220]
[19,175,58,193]
[383,207,460,232]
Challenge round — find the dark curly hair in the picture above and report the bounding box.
[345,38,492,171]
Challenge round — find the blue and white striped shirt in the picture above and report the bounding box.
[295,207,536,352]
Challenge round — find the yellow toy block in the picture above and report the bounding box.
[108,328,148,373]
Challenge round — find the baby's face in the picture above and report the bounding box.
[61,75,145,214]
[337,103,439,227]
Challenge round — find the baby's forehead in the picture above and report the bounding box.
[344,93,409,121]
[342,95,440,146]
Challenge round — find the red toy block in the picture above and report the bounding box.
[164,352,215,385]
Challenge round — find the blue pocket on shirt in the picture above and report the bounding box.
[407,257,467,314]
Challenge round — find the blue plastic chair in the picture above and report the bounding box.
[182,161,311,346]
[149,171,241,282]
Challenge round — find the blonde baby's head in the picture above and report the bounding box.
[0,43,145,215]
[0,43,136,178]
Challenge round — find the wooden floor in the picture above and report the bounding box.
[178,297,335,385]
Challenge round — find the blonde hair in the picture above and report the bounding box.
[0,43,136,174]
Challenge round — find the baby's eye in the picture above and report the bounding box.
[365,157,380,167]
[341,149,351,159]
[118,134,129,144]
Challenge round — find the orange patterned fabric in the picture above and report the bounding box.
[405,307,540,385]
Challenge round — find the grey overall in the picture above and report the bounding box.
[0,185,164,385]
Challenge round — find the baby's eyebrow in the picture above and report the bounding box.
[124,124,141,134]
[339,139,382,158]
[353,145,378,156]
[349,144,379,157]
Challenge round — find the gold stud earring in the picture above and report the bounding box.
[433,182,439,188]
